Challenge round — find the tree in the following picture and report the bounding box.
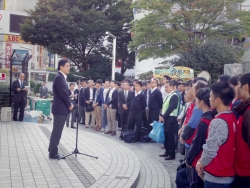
[169,40,243,83]
[130,0,245,61]
[20,0,134,74]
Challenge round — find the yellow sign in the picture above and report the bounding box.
[4,35,25,43]
[153,66,194,80]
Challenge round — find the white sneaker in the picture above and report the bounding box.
[100,128,105,132]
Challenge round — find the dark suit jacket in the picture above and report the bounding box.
[39,86,48,98]
[79,87,86,106]
[52,72,71,115]
[105,88,118,109]
[11,80,27,103]
[148,88,163,109]
[118,90,132,114]
[83,87,96,105]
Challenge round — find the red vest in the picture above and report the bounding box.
[183,102,195,126]
[205,112,236,177]
[191,118,211,167]
[234,106,250,176]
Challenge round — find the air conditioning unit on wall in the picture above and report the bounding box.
[1,107,12,122]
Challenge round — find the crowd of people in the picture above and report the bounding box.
[46,60,250,188]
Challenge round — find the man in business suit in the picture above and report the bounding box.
[127,81,147,142]
[118,81,132,131]
[39,81,48,99]
[148,79,163,130]
[48,59,74,159]
[142,81,149,128]
[83,80,96,128]
[104,80,118,135]
[66,83,77,129]
[79,80,87,124]
[93,79,103,131]
[11,73,28,121]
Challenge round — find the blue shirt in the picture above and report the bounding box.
[185,106,203,148]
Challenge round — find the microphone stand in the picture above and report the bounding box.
[59,77,98,160]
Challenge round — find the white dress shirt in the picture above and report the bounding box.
[59,71,67,81]
[161,85,168,100]
[135,90,141,97]
[108,87,116,108]
[151,87,157,93]
[89,88,93,100]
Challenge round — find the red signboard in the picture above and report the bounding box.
[5,43,12,68]
[0,73,6,82]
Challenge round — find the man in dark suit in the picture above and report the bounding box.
[118,81,132,131]
[127,81,147,142]
[148,79,163,129]
[39,81,48,99]
[142,81,149,128]
[48,59,74,159]
[79,80,87,124]
[104,80,118,135]
[11,73,28,121]
[83,80,96,128]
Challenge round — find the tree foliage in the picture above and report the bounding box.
[169,40,243,83]
[20,0,134,75]
[130,0,245,61]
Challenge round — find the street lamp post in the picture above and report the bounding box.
[106,32,116,80]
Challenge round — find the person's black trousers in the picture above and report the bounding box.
[164,121,177,158]
[49,114,67,156]
[233,176,250,188]
[13,100,26,121]
[79,105,85,123]
[148,108,160,130]
[127,111,143,141]
[142,110,148,128]
[120,110,130,130]
[116,109,121,128]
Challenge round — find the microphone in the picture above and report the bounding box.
[72,74,85,79]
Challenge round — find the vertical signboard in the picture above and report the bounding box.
[5,43,12,68]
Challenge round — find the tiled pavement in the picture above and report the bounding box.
[0,120,183,188]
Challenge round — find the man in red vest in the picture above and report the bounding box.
[234,73,250,188]
[196,82,236,188]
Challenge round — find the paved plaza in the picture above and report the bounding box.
[0,120,183,188]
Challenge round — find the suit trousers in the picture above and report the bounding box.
[148,108,160,130]
[164,121,178,158]
[94,106,102,127]
[49,114,67,155]
[85,110,96,127]
[66,107,78,126]
[142,109,148,128]
[107,108,117,132]
[102,105,107,128]
[79,105,85,123]
[13,100,26,121]
[120,110,129,130]
[127,111,143,141]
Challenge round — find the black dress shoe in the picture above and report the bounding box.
[49,154,65,159]
[159,153,168,157]
[165,156,175,160]
[71,126,76,129]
